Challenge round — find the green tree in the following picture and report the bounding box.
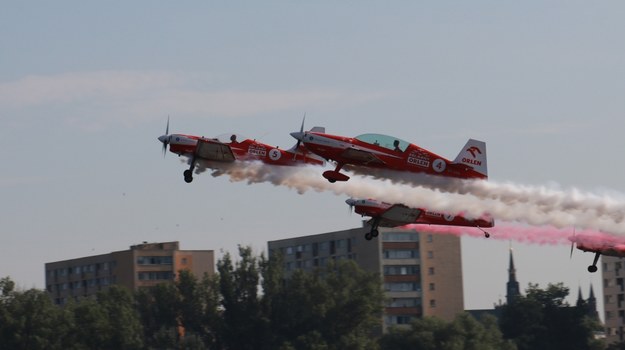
[0,277,75,350]
[217,246,267,350]
[261,254,383,350]
[70,286,143,350]
[499,283,603,350]
[380,313,515,350]
[135,269,219,349]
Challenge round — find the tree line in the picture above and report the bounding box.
[0,246,613,349]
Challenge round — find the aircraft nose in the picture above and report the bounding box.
[290,131,305,141]
[158,135,167,143]
[345,198,356,206]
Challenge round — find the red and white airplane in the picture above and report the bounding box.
[158,118,324,183]
[290,126,487,183]
[345,198,494,240]
[570,233,625,273]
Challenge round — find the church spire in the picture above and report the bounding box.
[506,248,521,304]
[576,286,584,307]
[587,283,599,320]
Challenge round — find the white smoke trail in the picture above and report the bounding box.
[346,167,625,224]
[195,160,625,236]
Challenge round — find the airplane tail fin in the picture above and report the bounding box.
[453,139,488,179]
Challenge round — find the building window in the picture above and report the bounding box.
[286,247,294,255]
[385,315,412,325]
[429,283,435,291]
[387,298,420,308]
[319,242,329,251]
[427,251,433,259]
[384,249,419,259]
[430,299,436,308]
[137,271,174,281]
[427,234,433,243]
[137,256,173,265]
[336,239,346,249]
[428,267,435,275]
[383,232,419,242]
[384,265,419,275]
[384,282,420,292]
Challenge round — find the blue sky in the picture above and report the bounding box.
[2,2,625,316]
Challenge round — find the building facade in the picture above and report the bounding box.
[45,241,214,305]
[267,225,464,330]
[603,255,625,343]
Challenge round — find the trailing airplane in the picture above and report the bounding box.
[345,198,494,240]
[290,124,487,183]
[158,118,324,183]
[570,233,625,273]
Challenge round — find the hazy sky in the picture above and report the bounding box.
[2,2,625,317]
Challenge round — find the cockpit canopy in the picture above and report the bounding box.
[355,133,409,152]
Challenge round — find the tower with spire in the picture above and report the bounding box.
[576,284,600,321]
[506,248,521,304]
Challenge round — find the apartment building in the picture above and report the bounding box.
[268,225,464,330]
[45,241,214,305]
[603,255,625,343]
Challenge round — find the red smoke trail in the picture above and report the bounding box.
[403,223,615,246]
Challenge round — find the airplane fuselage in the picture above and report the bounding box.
[165,133,324,166]
[347,198,494,228]
[297,132,486,180]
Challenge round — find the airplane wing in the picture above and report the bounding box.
[340,148,386,165]
[195,139,236,162]
[371,204,423,228]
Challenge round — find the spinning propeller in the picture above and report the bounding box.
[345,198,356,216]
[158,116,171,157]
[291,114,306,160]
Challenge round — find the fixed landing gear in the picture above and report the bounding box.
[322,170,350,183]
[323,163,350,183]
[184,169,193,183]
[184,155,197,183]
[365,229,379,241]
[365,219,380,241]
[477,226,490,238]
[588,252,601,273]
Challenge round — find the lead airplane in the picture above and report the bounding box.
[569,233,625,273]
[345,198,494,240]
[157,118,324,183]
[290,125,487,183]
